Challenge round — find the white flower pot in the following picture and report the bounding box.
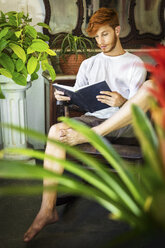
[0,76,31,160]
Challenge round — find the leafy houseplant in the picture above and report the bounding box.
[0,10,56,98]
[0,46,165,243]
[0,10,56,157]
[51,33,95,75]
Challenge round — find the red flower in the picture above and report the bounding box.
[145,45,165,128]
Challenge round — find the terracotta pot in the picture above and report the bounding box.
[59,54,86,75]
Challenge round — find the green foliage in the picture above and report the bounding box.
[131,105,162,178]
[0,10,56,97]
[51,33,95,60]
[0,105,165,232]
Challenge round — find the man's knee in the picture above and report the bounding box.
[143,79,154,89]
[48,122,69,139]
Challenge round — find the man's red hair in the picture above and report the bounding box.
[86,8,119,37]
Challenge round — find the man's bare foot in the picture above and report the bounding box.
[24,208,58,242]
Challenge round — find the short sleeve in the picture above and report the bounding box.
[129,59,147,98]
[74,60,89,90]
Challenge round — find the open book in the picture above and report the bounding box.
[53,80,111,113]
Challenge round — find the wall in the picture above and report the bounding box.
[0,0,46,149]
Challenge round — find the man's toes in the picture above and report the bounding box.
[23,227,39,242]
[24,231,36,242]
[24,232,31,242]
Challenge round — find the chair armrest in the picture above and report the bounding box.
[56,100,85,117]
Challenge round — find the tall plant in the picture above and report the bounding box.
[0,45,165,234]
[0,11,56,98]
[51,33,95,60]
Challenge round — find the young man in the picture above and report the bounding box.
[24,8,151,242]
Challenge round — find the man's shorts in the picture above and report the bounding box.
[73,115,135,140]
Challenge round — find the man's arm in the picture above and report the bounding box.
[96,91,127,107]
[92,80,153,136]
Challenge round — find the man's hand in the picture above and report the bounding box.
[54,89,71,101]
[96,91,127,107]
[59,128,87,146]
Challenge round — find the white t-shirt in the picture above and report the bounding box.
[74,51,147,119]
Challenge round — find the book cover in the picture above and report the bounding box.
[53,80,111,113]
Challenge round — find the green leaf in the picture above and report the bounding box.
[27,46,34,54]
[8,15,17,27]
[16,59,25,72]
[0,159,119,213]
[41,59,47,71]
[0,10,6,21]
[9,43,26,63]
[131,105,162,178]
[4,30,14,40]
[34,63,40,73]
[0,27,9,39]
[37,32,49,41]
[46,48,56,56]
[0,68,12,78]
[41,60,56,81]
[16,59,24,72]
[0,160,56,180]
[17,12,24,26]
[12,72,27,86]
[11,53,18,59]
[0,185,43,196]
[15,30,22,38]
[37,22,51,30]
[25,25,37,38]
[0,52,14,73]
[20,65,28,78]
[0,23,9,27]
[46,63,56,81]
[6,11,17,16]
[5,147,119,201]
[27,56,38,74]
[40,52,48,61]
[31,72,38,81]
[0,39,8,53]
[30,39,49,52]
[0,85,5,99]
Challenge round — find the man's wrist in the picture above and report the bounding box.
[119,98,127,108]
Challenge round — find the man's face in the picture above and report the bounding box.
[94,25,118,54]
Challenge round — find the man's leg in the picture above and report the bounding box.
[24,122,69,242]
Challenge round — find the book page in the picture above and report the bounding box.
[53,83,75,92]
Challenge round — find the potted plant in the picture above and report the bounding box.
[0,10,56,159]
[51,33,95,75]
